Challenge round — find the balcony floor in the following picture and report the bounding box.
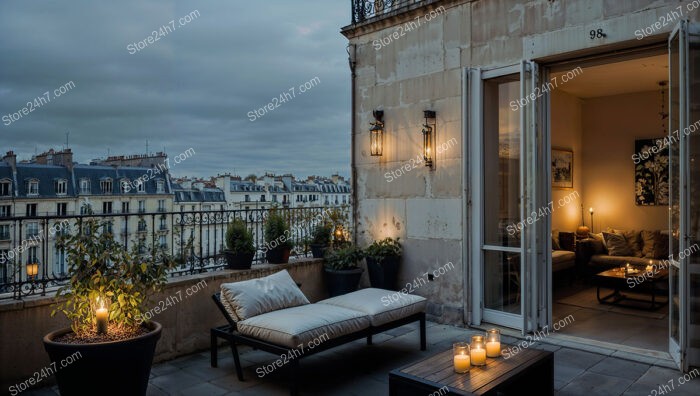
[25,321,700,395]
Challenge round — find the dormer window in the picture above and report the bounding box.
[26,179,39,196]
[100,179,113,194]
[0,180,11,197]
[79,178,91,194]
[54,179,67,195]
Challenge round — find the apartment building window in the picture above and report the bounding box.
[79,178,90,194]
[245,194,250,202]
[26,203,37,217]
[0,180,10,196]
[26,222,39,238]
[0,225,10,240]
[156,180,165,194]
[121,202,130,214]
[0,205,10,218]
[56,203,67,216]
[158,199,166,212]
[103,202,113,214]
[26,180,39,196]
[54,179,67,196]
[138,200,146,213]
[100,179,113,194]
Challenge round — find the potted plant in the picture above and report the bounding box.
[44,214,175,396]
[264,209,293,264]
[310,222,333,258]
[324,245,365,297]
[224,218,255,269]
[365,237,402,290]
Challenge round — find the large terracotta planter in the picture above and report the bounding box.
[43,321,162,396]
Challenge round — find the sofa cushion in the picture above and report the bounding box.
[603,232,633,256]
[609,228,643,257]
[641,230,659,258]
[589,255,662,268]
[317,288,426,327]
[552,250,575,271]
[236,304,370,348]
[220,270,309,322]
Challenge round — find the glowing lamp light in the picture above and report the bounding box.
[422,110,436,169]
[369,110,384,157]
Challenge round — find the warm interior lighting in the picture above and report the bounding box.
[26,262,38,278]
[369,110,384,157]
[422,110,436,168]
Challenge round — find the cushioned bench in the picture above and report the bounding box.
[211,270,427,395]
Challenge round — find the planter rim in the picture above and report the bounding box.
[43,321,162,348]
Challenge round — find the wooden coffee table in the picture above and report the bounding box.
[389,346,553,395]
[594,267,669,311]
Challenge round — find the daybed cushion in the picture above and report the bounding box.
[317,288,427,327]
[236,304,370,348]
[552,250,575,271]
[220,270,309,322]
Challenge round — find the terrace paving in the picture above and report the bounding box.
[25,321,700,395]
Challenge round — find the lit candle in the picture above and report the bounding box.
[486,329,501,357]
[96,298,108,335]
[453,342,470,373]
[471,347,486,366]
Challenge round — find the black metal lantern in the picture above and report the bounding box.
[422,110,436,168]
[370,110,384,156]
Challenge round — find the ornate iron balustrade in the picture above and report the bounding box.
[351,0,426,24]
[0,206,349,300]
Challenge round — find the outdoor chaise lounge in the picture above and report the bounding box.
[211,270,427,395]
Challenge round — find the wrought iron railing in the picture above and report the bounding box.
[351,0,426,24]
[0,206,349,300]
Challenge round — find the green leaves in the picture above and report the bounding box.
[52,215,176,337]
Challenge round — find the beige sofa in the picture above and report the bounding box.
[212,270,427,395]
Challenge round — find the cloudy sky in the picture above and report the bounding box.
[0,1,351,179]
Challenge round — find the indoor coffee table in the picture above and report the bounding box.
[594,266,669,310]
[389,346,553,395]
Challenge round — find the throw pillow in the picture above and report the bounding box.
[613,229,643,258]
[602,232,634,256]
[654,232,670,260]
[552,229,561,250]
[641,230,659,258]
[220,270,310,322]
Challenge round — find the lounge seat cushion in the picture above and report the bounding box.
[317,288,427,327]
[220,270,309,322]
[552,250,575,271]
[237,304,370,348]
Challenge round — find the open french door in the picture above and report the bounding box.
[668,20,700,371]
[468,61,546,333]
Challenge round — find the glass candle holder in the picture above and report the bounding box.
[486,329,501,357]
[470,335,486,366]
[453,342,470,373]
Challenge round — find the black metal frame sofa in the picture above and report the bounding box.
[210,270,427,395]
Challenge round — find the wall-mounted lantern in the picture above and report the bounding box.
[370,110,384,156]
[422,110,436,168]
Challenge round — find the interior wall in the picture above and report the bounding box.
[582,90,668,232]
[551,89,584,233]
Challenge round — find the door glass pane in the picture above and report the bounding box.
[669,31,681,345]
[483,74,521,247]
[484,250,521,313]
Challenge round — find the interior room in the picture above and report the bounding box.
[549,51,671,352]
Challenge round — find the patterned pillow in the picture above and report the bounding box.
[602,232,633,256]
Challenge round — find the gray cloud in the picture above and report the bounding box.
[0,0,351,178]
